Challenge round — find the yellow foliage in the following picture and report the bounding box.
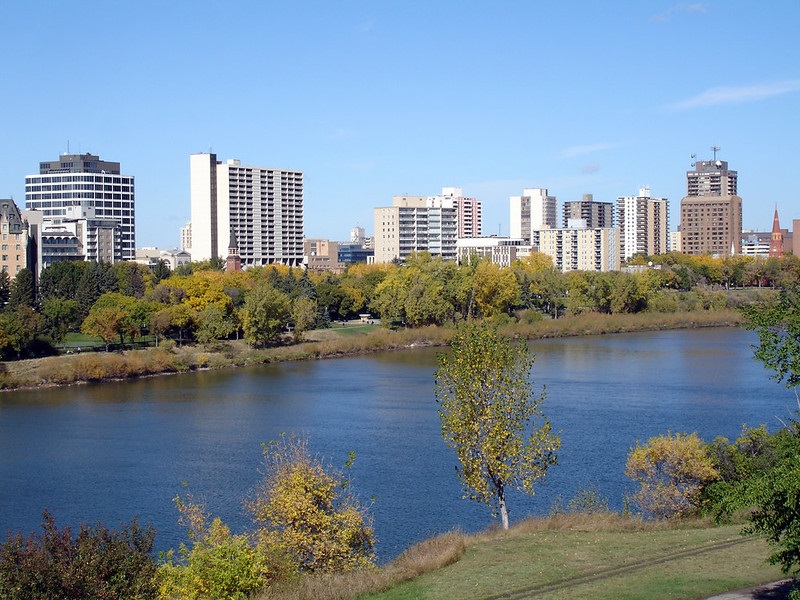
[248,435,375,573]
[625,432,719,519]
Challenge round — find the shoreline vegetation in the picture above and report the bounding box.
[0,309,743,392]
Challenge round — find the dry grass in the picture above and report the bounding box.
[255,530,468,600]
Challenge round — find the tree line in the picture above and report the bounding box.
[1,250,798,359]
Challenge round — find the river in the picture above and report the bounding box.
[0,327,794,561]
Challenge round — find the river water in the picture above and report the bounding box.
[0,328,795,561]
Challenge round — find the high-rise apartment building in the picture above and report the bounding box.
[616,187,669,260]
[190,153,304,267]
[562,194,614,228]
[510,188,557,245]
[441,187,482,238]
[373,195,458,263]
[25,153,135,260]
[679,157,742,256]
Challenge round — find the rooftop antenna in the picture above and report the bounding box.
[711,145,721,160]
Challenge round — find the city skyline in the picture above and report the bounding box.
[1,2,798,248]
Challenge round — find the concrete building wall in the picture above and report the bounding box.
[510,188,556,245]
[617,189,669,260]
[680,159,741,256]
[537,227,619,273]
[190,154,304,267]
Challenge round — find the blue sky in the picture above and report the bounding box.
[1,1,798,248]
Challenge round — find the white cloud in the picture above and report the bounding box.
[559,142,620,159]
[651,3,707,22]
[670,80,800,110]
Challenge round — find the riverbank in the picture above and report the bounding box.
[0,309,744,392]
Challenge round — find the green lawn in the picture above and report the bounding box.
[365,524,785,600]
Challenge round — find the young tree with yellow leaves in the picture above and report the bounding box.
[434,324,560,529]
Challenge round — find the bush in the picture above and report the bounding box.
[248,436,375,573]
[0,510,157,600]
[517,309,544,325]
[550,486,610,516]
[158,508,289,600]
[161,436,375,599]
[625,432,720,520]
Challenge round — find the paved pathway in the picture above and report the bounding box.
[705,579,795,599]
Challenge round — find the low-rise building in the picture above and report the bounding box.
[23,205,122,274]
[304,238,345,272]
[135,247,191,272]
[456,237,528,267]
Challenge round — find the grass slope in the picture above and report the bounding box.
[266,515,785,600]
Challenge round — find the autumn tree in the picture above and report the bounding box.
[241,281,291,346]
[247,435,375,573]
[434,324,560,529]
[471,261,520,318]
[0,306,44,359]
[625,432,719,519]
[80,292,149,350]
[291,296,318,342]
[194,304,238,346]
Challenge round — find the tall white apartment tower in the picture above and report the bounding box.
[190,153,304,267]
[25,153,135,260]
[510,188,557,245]
[616,187,670,260]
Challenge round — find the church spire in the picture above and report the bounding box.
[769,205,784,258]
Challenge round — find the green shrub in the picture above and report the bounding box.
[517,309,544,325]
[158,516,288,600]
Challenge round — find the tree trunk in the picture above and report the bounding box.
[498,483,509,530]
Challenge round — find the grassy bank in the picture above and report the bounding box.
[0,309,743,392]
[254,514,785,600]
